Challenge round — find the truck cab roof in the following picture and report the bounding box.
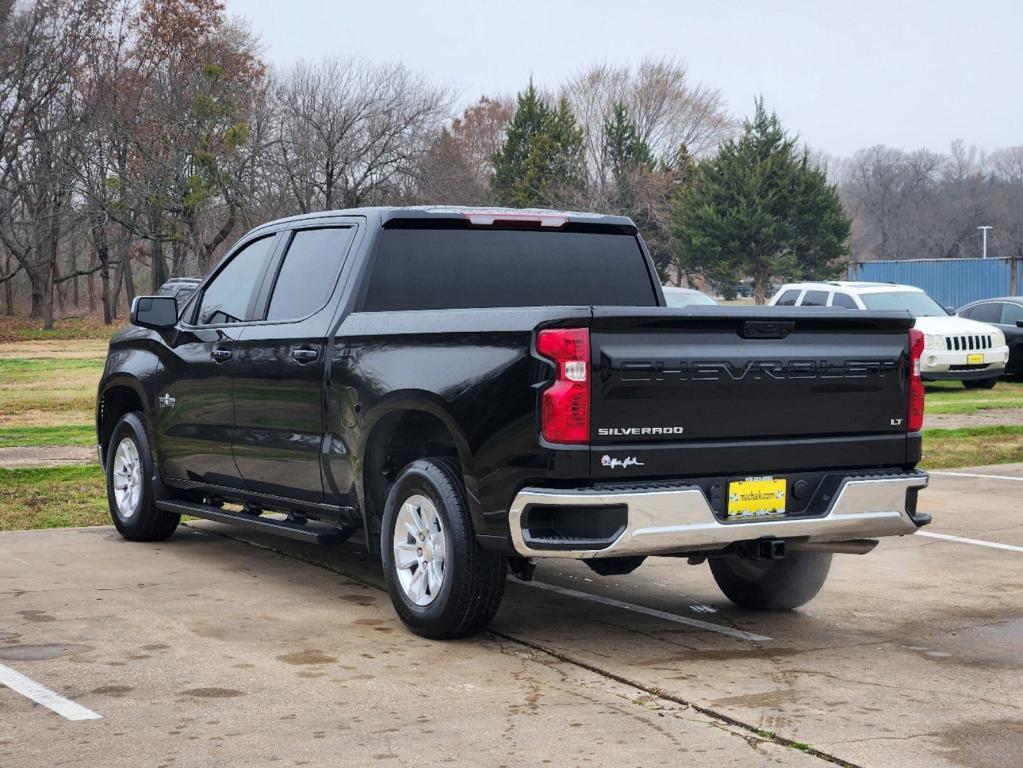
[248,206,639,236]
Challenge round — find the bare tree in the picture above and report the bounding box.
[840,145,941,260]
[0,1,112,327]
[839,141,1023,264]
[989,146,1023,260]
[271,57,454,212]
[414,96,513,204]
[97,0,265,288]
[562,58,733,201]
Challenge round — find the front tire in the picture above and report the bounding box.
[709,551,831,611]
[380,458,505,639]
[963,377,998,390]
[105,412,180,542]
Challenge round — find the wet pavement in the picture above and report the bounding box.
[1,465,1022,767]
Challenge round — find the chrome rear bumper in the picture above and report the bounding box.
[508,473,929,559]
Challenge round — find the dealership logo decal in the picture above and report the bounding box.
[600,455,644,469]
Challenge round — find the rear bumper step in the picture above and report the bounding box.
[508,472,929,559]
[156,500,353,545]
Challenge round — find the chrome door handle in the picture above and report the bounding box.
[291,348,319,364]
[212,347,233,362]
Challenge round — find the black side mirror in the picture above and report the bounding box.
[1016,320,1023,328]
[130,296,177,330]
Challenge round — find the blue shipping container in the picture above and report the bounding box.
[849,258,1021,309]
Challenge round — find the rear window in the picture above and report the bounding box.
[362,229,657,311]
[860,290,947,317]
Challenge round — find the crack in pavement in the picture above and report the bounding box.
[788,668,1021,712]
[186,523,860,767]
[829,731,944,746]
[488,628,860,767]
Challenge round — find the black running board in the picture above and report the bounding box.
[156,500,353,545]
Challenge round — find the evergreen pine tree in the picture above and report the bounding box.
[603,102,654,183]
[492,82,585,208]
[669,98,850,303]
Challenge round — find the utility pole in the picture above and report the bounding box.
[978,225,993,259]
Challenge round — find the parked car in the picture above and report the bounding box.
[956,297,1023,377]
[662,286,718,308]
[769,281,1009,389]
[156,277,201,309]
[98,208,930,639]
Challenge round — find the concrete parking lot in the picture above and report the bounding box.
[2,466,1022,768]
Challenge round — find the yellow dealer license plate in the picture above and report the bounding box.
[727,476,787,519]
[967,353,984,365]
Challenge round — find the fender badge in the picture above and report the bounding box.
[158,393,176,408]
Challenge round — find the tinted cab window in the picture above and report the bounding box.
[266,227,354,322]
[195,235,275,325]
[363,228,657,311]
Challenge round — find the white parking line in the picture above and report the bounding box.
[517,579,772,642]
[0,663,101,721]
[929,471,1023,482]
[917,531,1023,554]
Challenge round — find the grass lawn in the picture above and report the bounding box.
[0,357,103,428]
[919,425,1023,469]
[0,465,109,531]
[0,424,95,447]
[925,379,1023,415]
[0,316,120,343]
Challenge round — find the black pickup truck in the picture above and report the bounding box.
[97,206,930,638]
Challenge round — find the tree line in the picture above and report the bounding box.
[835,141,1023,264]
[1,1,1020,326]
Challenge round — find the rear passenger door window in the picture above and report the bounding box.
[831,292,858,308]
[265,227,355,322]
[801,290,829,307]
[775,289,801,306]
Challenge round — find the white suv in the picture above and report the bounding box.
[769,281,1008,388]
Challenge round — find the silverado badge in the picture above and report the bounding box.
[158,393,176,408]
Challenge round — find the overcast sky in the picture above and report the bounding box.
[228,0,1022,157]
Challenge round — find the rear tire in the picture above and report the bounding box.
[709,551,831,611]
[105,412,180,542]
[380,458,505,639]
[962,377,998,390]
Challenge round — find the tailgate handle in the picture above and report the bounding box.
[739,320,795,339]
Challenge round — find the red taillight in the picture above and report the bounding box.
[537,327,590,444]
[908,328,925,432]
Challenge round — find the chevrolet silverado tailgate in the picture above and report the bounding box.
[588,307,917,477]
